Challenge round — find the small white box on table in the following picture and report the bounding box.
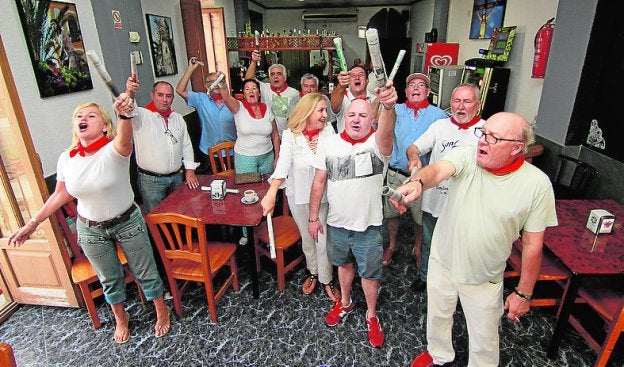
[586,209,615,234]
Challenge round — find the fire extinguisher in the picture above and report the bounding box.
[532,18,555,78]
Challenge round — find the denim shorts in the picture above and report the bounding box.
[326,225,383,280]
[77,205,163,304]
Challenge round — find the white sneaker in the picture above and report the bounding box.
[164,291,173,300]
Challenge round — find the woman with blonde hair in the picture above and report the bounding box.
[8,95,169,344]
[260,93,340,302]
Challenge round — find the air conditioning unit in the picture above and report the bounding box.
[301,12,358,22]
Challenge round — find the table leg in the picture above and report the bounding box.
[547,274,581,359]
[246,225,260,299]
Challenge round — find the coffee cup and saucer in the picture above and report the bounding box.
[241,190,259,204]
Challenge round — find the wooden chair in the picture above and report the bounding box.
[146,212,239,322]
[553,154,598,199]
[0,343,17,367]
[208,142,235,176]
[253,190,304,292]
[55,200,145,329]
[566,277,624,367]
[504,239,570,307]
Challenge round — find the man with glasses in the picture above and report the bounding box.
[381,73,447,269]
[405,84,483,292]
[246,50,299,137]
[176,59,236,173]
[393,112,557,367]
[125,78,199,213]
[286,73,336,127]
[330,65,375,132]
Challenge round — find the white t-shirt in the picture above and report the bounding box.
[259,82,299,136]
[431,146,558,284]
[57,143,134,221]
[314,133,389,231]
[269,125,334,205]
[414,118,485,217]
[334,89,375,133]
[233,101,276,156]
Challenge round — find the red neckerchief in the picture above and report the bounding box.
[340,128,375,146]
[242,99,267,119]
[145,101,173,120]
[270,83,288,96]
[303,128,320,141]
[484,156,525,176]
[69,135,110,158]
[405,100,430,118]
[450,115,481,130]
[344,89,368,101]
[211,93,223,101]
[299,91,305,97]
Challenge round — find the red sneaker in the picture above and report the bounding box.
[410,351,434,367]
[366,315,384,348]
[324,299,355,327]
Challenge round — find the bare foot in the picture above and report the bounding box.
[114,311,130,344]
[154,307,170,338]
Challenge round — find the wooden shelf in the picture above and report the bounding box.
[227,36,336,51]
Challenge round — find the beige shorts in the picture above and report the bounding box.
[383,168,423,225]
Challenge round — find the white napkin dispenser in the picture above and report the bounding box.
[210,179,226,200]
[586,209,615,234]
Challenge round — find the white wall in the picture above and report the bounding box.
[1,0,111,176]
[447,0,559,123]
[409,0,436,72]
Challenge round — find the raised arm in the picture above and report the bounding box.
[374,81,398,156]
[176,58,202,101]
[391,159,456,213]
[220,83,241,114]
[113,93,135,157]
[330,71,349,114]
[244,50,261,81]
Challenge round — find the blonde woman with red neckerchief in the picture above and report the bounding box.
[260,93,340,303]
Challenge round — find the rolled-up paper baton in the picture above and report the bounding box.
[190,57,204,66]
[380,186,405,204]
[366,28,387,90]
[333,37,347,72]
[387,49,406,82]
[86,50,119,97]
[254,30,260,66]
[207,71,225,93]
[129,53,138,98]
[267,213,276,259]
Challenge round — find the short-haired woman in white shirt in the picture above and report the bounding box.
[260,93,340,303]
[8,95,169,344]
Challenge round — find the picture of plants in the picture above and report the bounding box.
[146,14,178,77]
[15,0,93,98]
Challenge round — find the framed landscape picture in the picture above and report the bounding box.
[146,14,178,77]
[15,0,93,97]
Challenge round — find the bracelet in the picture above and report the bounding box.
[382,102,396,111]
[513,287,532,301]
[308,218,319,223]
[408,177,424,188]
[30,217,40,225]
[118,114,133,120]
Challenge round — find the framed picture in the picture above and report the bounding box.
[469,0,507,40]
[146,14,178,77]
[15,0,93,98]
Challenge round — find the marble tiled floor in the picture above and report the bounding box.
[0,220,622,367]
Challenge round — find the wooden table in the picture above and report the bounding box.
[545,199,624,358]
[150,175,269,299]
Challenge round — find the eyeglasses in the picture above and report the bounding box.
[164,129,178,143]
[474,127,523,145]
[408,82,429,89]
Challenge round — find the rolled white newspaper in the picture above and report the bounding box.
[267,213,276,259]
[86,50,119,97]
[254,30,260,66]
[366,28,387,90]
[387,50,406,82]
[380,186,404,203]
[207,71,225,93]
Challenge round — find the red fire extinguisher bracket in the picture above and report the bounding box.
[532,17,555,78]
